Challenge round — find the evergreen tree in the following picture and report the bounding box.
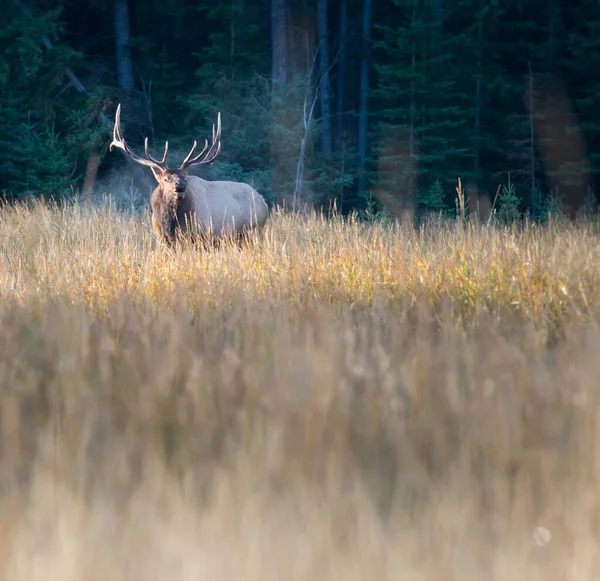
[371,0,472,215]
[0,5,77,197]
[183,0,274,201]
[565,0,600,192]
[484,0,550,207]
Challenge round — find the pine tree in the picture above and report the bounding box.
[565,0,600,191]
[183,0,274,201]
[0,5,76,198]
[371,0,472,215]
[442,0,503,194]
[483,0,550,206]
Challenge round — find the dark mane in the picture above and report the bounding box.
[151,185,194,245]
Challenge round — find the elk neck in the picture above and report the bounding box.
[155,184,194,239]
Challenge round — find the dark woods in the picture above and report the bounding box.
[0,0,598,219]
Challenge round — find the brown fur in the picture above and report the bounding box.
[150,179,195,245]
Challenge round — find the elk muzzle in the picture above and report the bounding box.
[174,177,187,198]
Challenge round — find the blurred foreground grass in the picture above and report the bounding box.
[0,199,600,579]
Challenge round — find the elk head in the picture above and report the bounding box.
[109,103,222,201]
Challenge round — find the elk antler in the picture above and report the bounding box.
[179,112,222,170]
[110,104,169,173]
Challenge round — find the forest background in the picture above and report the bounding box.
[1,0,598,220]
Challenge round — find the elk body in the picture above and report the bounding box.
[110,104,268,246]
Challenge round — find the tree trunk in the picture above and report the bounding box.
[294,34,319,212]
[473,16,482,179]
[546,0,558,71]
[409,28,416,202]
[231,0,236,57]
[336,0,347,145]
[271,0,287,96]
[431,0,443,44]
[113,0,134,91]
[357,0,372,199]
[528,61,536,206]
[317,0,332,155]
[82,152,101,202]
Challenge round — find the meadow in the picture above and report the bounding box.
[0,198,600,579]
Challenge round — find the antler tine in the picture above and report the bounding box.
[201,112,222,164]
[109,103,168,172]
[180,112,222,170]
[110,103,126,153]
[202,138,221,166]
[144,137,169,168]
[161,141,169,164]
[180,138,209,169]
[180,141,196,167]
[203,116,221,164]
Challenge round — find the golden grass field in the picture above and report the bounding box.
[1,198,600,579]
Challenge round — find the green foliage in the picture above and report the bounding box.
[565,0,600,185]
[496,174,521,225]
[419,179,448,217]
[371,0,473,210]
[180,0,275,202]
[0,4,81,198]
[13,116,71,195]
[358,189,395,224]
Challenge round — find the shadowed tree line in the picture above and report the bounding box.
[0,0,598,219]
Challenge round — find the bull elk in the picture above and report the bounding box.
[110,104,269,246]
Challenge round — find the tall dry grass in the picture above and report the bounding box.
[0,198,600,579]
